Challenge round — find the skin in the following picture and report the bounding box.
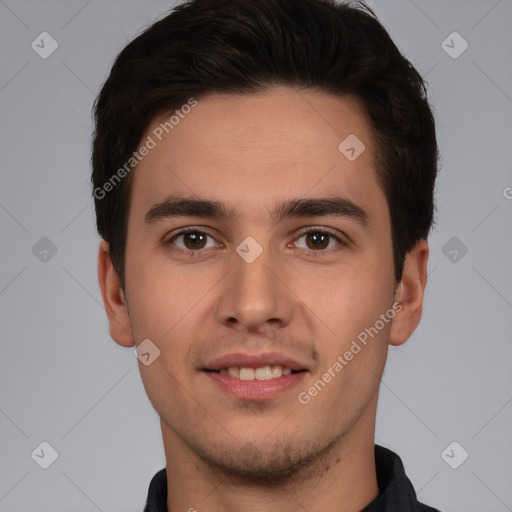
[98,86,428,512]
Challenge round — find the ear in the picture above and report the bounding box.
[389,239,429,347]
[97,239,135,347]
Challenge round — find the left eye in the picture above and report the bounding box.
[293,230,341,251]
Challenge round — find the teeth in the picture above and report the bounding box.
[228,366,240,378]
[239,368,255,380]
[255,366,272,380]
[218,365,296,380]
[271,365,282,378]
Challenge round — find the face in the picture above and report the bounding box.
[103,86,419,481]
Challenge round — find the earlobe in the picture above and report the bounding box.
[389,239,429,347]
[97,240,135,347]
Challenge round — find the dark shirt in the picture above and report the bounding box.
[143,444,442,512]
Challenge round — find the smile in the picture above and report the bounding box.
[216,365,295,380]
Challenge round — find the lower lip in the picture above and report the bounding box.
[203,370,308,400]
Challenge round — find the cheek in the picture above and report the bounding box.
[124,250,219,383]
[125,259,201,408]
[310,269,393,413]
[304,257,394,344]
[125,240,197,338]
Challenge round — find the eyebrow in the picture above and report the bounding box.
[144,194,369,229]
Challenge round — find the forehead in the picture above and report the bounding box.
[128,86,386,228]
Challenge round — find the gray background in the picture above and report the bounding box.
[1,0,511,510]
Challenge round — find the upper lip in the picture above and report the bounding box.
[204,351,310,372]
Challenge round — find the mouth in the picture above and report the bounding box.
[202,352,310,400]
[205,365,305,380]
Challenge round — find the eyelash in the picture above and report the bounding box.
[163,227,347,257]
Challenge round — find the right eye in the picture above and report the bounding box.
[164,228,220,255]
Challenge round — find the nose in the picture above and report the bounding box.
[216,240,295,333]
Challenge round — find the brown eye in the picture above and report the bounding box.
[305,232,330,250]
[166,230,217,253]
[294,229,342,251]
[182,232,207,250]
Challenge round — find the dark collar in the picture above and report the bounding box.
[361,445,441,512]
[143,444,441,512]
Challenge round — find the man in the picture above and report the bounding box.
[92,0,441,510]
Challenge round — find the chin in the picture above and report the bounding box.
[190,434,337,484]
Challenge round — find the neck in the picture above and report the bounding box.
[162,412,379,512]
